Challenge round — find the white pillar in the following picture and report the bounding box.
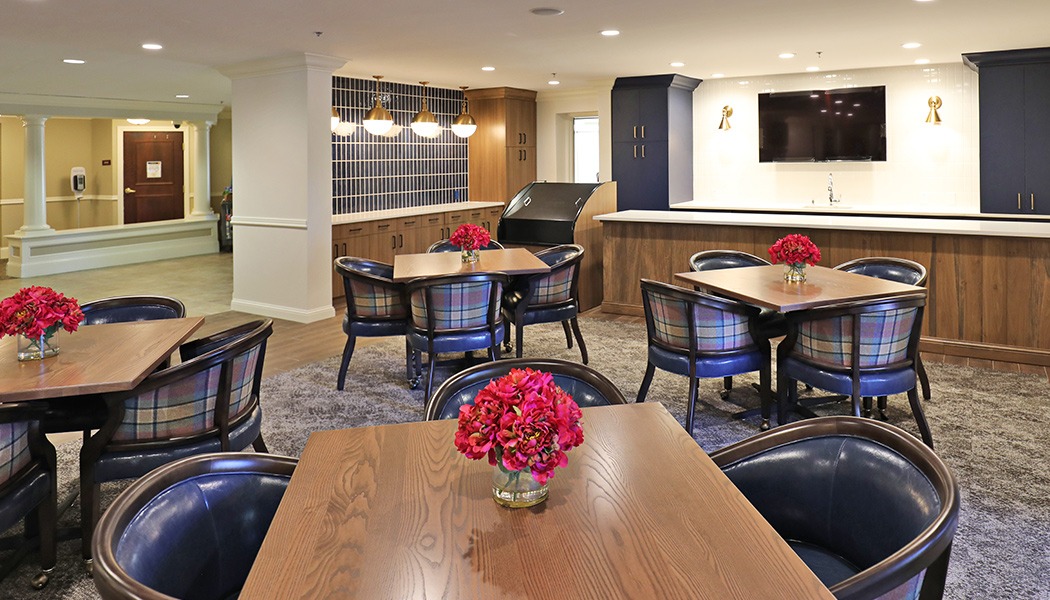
[221,54,345,323]
[19,115,54,234]
[190,120,214,217]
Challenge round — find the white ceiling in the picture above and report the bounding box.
[1,0,1049,110]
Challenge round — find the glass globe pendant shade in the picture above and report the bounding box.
[331,107,341,132]
[411,108,439,137]
[451,113,477,138]
[333,120,355,136]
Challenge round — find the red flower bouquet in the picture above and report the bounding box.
[449,223,491,252]
[454,368,584,486]
[768,234,822,266]
[0,286,83,340]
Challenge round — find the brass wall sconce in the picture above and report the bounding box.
[718,106,733,130]
[926,96,942,125]
[411,81,440,138]
[451,86,477,138]
[362,75,394,135]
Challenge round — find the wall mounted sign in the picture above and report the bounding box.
[146,161,162,178]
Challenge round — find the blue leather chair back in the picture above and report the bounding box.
[427,239,505,253]
[834,257,928,287]
[426,358,626,420]
[689,249,770,272]
[81,295,185,325]
[93,453,297,600]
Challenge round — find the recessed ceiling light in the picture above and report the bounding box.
[805,66,820,72]
[902,42,922,49]
[810,94,819,98]
[710,73,724,78]
[820,109,828,113]
[670,61,685,68]
[600,29,620,37]
[175,94,190,99]
[834,100,843,104]
[481,66,495,71]
[530,7,564,16]
[738,81,750,85]
[779,53,796,59]
[141,43,163,51]
[63,58,85,64]
[915,58,930,64]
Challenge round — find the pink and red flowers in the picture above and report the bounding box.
[449,223,491,252]
[768,234,822,266]
[0,286,83,340]
[454,368,584,484]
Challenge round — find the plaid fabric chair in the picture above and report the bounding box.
[711,417,959,600]
[334,257,412,391]
[0,407,56,590]
[637,279,772,434]
[777,294,933,447]
[834,257,933,408]
[405,272,510,400]
[79,319,273,563]
[426,239,505,253]
[501,244,587,363]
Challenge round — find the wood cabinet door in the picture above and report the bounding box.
[612,141,669,211]
[979,65,1027,214]
[506,147,536,201]
[505,98,536,147]
[1024,63,1050,214]
[484,206,503,238]
[416,213,446,252]
[612,88,640,143]
[637,86,670,142]
[373,220,398,264]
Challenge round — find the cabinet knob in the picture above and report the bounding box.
[1019,193,1022,210]
[633,145,638,159]
[1032,193,1036,211]
[641,145,645,159]
[640,125,645,139]
[633,125,637,139]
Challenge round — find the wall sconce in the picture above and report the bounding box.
[362,75,394,135]
[451,86,477,138]
[926,96,942,125]
[331,107,355,136]
[718,106,732,130]
[411,81,440,138]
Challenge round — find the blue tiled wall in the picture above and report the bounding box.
[332,77,469,214]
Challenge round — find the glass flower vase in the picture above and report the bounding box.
[461,248,480,264]
[17,333,60,361]
[783,263,807,283]
[492,461,548,508]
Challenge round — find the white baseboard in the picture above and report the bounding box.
[229,298,336,324]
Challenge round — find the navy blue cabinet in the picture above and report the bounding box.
[611,74,700,211]
[965,48,1050,214]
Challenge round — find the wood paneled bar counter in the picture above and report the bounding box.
[597,209,1050,366]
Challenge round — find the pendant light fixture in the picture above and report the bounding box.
[362,75,394,135]
[331,107,355,136]
[411,81,440,138]
[451,86,478,138]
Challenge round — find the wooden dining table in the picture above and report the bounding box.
[392,247,550,282]
[675,264,926,312]
[241,402,834,599]
[0,318,204,430]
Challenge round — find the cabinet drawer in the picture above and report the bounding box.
[334,221,378,238]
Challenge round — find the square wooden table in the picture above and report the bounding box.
[0,317,204,403]
[392,247,550,282]
[675,264,925,312]
[241,403,833,599]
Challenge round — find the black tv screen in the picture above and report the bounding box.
[758,86,886,162]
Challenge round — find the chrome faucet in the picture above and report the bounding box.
[827,173,838,204]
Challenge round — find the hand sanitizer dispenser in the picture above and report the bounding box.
[70,167,86,199]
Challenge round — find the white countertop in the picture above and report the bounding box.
[332,201,504,225]
[595,209,1050,238]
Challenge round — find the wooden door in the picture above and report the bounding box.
[123,131,184,223]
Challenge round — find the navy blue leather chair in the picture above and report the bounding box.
[80,319,273,563]
[502,244,587,363]
[835,257,933,407]
[689,250,788,401]
[425,357,626,420]
[637,279,772,433]
[80,295,186,325]
[426,238,505,253]
[711,416,959,600]
[777,294,934,447]
[334,257,412,391]
[406,272,510,400]
[91,452,296,600]
[0,407,56,590]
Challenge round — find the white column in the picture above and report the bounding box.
[221,54,345,323]
[19,115,54,234]
[190,120,214,217]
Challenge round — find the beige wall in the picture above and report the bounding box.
[210,111,233,212]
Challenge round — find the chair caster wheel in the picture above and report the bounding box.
[31,570,51,589]
[759,419,771,431]
[83,558,94,577]
[408,377,421,390]
[502,342,512,354]
[719,389,731,400]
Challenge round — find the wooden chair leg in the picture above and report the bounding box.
[80,479,99,561]
[252,432,269,453]
[515,322,525,358]
[404,338,413,383]
[758,362,772,431]
[336,334,356,391]
[502,319,512,353]
[685,375,700,436]
[569,317,588,364]
[561,321,573,349]
[636,363,656,403]
[907,387,934,449]
[424,353,438,401]
[877,395,889,420]
[720,376,733,400]
[917,354,932,401]
[776,369,789,425]
[862,396,873,417]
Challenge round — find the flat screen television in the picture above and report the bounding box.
[758,86,887,162]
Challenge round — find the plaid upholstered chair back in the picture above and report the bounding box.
[0,421,32,489]
[0,411,56,587]
[640,279,760,355]
[785,295,926,371]
[408,273,508,333]
[335,257,407,321]
[526,244,583,307]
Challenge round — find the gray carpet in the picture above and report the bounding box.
[4,317,1050,599]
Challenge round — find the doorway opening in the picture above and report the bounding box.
[572,116,599,183]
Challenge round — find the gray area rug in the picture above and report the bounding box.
[4,317,1050,599]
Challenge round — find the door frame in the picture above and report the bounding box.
[116,124,191,225]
